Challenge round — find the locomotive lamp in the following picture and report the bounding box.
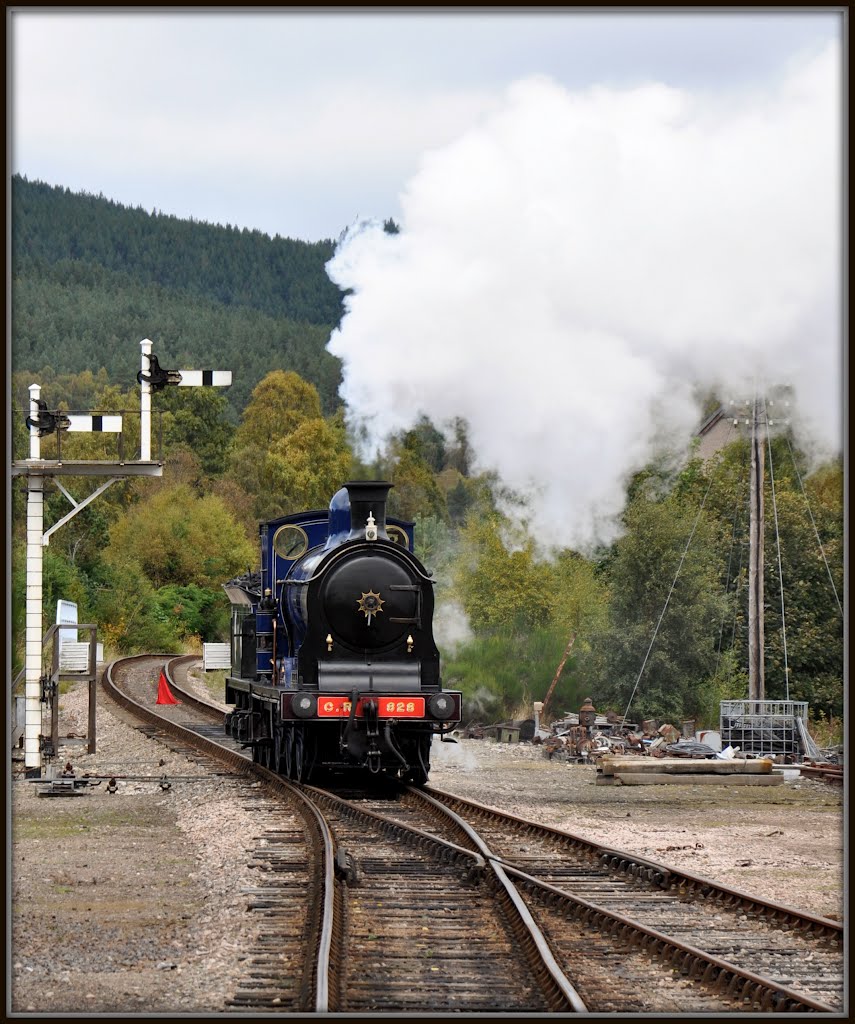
[407,634,414,653]
[292,693,317,719]
[326,633,334,652]
[365,511,378,541]
[429,693,455,720]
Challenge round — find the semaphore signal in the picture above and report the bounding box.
[13,339,233,776]
[137,338,232,460]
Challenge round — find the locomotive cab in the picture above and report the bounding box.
[223,481,462,785]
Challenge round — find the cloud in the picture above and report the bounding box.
[326,43,841,549]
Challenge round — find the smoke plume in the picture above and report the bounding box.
[327,44,841,549]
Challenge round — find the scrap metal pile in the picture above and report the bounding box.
[461,696,842,784]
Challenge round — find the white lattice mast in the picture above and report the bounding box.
[24,384,45,773]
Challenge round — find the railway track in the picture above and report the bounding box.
[103,655,844,1014]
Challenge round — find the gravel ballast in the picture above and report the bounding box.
[10,676,843,1014]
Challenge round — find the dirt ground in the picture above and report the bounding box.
[428,738,845,921]
[8,676,845,1015]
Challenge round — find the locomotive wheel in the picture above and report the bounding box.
[294,728,306,782]
[273,726,284,775]
[283,726,294,778]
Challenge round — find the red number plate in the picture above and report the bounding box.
[316,697,425,718]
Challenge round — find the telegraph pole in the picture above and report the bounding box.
[747,397,765,701]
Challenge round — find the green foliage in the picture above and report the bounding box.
[12,266,343,420]
[12,175,344,323]
[402,416,447,473]
[157,387,236,475]
[444,626,585,722]
[227,371,353,519]
[154,584,230,642]
[577,491,729,723]
[413,514,453,573]
[11,175,346,420]
[759,453,843,712]
[11,554,27,678]
[105,483,255,589]
[263,417,354,518]
[42,547,92,622]
[91,560,183,654]
[454,515,551,631]
[388,447,448,522]
[231,369,323,449]
[443,509,609,720]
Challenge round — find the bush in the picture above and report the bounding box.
[154,584,230,643]
[444,624,584,722]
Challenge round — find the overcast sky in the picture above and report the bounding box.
[10,9,842,242]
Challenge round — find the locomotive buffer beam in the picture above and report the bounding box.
[340,688,410,773]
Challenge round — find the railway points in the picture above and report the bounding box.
[12,654,841,1015]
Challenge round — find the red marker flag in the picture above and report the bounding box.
[156,671,181,705]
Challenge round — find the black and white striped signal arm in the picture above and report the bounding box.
[26,401,122,435]
[174,370,232,387]
[137,353,231,391]
[66,414,123,432]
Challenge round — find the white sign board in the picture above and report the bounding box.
[203,643,231,671]
[57,599,78,652]
[59,642,104,672]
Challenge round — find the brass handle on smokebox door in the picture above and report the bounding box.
[388,584,421,627]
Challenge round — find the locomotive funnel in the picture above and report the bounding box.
[344,481,392,541]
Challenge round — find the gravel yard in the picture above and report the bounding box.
[9,675,844,1015]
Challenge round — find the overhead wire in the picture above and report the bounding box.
[785,437,843,617]
[621,437,725,725]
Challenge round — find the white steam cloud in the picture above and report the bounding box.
[327,44,841,549]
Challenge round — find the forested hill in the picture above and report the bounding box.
[11,175,347,415]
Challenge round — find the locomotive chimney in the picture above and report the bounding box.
[344,481,392,541]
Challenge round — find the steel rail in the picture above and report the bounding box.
[103,656,252,774]
[796,764,844,784]
[498,860,835,1013]
[102,657,841,1013]
[161,655,226,721]
[411,786,588,1012]
[424,784,843,939]
[302,783,486,874]
[251,764,336,1013]
[102,655,336,1013]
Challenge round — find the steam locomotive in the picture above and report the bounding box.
[223,481,462,785]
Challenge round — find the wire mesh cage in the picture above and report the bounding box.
[719,700,809,757]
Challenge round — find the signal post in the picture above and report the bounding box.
[12,340,231,776]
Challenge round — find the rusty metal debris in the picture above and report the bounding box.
[462,697,844,781]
